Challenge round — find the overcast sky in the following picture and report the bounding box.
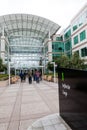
[0,0,87,32]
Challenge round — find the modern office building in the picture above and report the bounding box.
[71,3,87,64]
[0,14,60,73]
[0,3,87,73]
[54,3,87,63]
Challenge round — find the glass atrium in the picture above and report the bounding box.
[0,14,60,70]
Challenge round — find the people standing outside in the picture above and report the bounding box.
[39,70,42,81]
[19,71,23,82]
[33,71,36,81]
[36,70,40,83]
[23,71,26,81]
[28,71,32,84]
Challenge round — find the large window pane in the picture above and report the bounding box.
[64,29,71,40]
[74,35,78,45]
[65,39,72,51]
[80,30,86,41]
[73,25,78,31]
[81,47,87,57]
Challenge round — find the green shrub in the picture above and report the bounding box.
[44,73,58,78]
[0,74,9,81]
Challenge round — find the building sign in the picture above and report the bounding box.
[58,67,87,130]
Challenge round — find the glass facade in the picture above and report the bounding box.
[73,23,78,31]
[74,35,78,45]
[64,29,71,40]
[65,39,71,51]
[0,4,87,69]
[0,14,60,68]
[64,29,72,57]
[52,36,64,60]
[81,47,87,57]
[45,45,48,54]
[80,30,86,41]
[56,36,63,41]
[65,39,72,57]
[72,10,87,32]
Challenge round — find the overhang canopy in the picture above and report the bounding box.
[0,14,60,68]
[0,14,60,41]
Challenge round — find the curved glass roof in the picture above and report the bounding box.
[0,14,60,68]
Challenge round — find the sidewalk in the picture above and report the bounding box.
[0,79,70,130]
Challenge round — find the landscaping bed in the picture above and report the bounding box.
[0,74,19,87]
[0,74,9,87]
[43,73,58,82]
[0,74,9,81]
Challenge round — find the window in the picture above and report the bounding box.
[75,50,79,55]
[45,46,48,53]
[74,35,78,45]
[56,36,63,41]
[65,39,71,51]
[52,44,54,49]
[64,29,71,40]
[73,25,78,31]
[80,30,86,41]
[81,47,87,57]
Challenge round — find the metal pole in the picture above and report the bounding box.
[51,62,56,82]
[9,62,10,85]
[15,67,16,76]
[7,46,9,74]
[8,42,10,86]
[54,62,56,83]
[43,46,46,73]
[42,66,43,80]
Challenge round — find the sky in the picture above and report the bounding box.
[0,0,87,32]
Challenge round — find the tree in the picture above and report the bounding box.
[59,55,70,68]
[47,52,86,72]
[47,62,54,71]
[0,58,7,72]
[70,52,85,70]
[54,55,70,68]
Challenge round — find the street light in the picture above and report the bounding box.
[8,61,10,86]
[50,62,57,82]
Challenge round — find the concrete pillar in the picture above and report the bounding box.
[0,36,6,63]
[43,46,46,73]
[2,26,5,37]
[7,44,9,74]
[48,30,52,62]
[48,39,52,62]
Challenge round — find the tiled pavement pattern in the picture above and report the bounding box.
[28,113,71,130]
[0,79,71,130]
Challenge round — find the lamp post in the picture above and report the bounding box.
[7,43,10,86]
[15,67,16,76]
[14,62,17,76]
[50,62,56,82]
[8,61,10,86]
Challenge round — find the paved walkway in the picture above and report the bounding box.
[0,79,71,130]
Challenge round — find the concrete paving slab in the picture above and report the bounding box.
[0,79,71,130]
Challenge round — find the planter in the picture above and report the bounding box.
[10,76,20,84]
[43,75,47,80]
[47,75,52,82]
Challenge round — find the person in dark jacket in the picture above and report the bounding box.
[19,71,23,82]
[36,70,40,83]
[28,72,32,84]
